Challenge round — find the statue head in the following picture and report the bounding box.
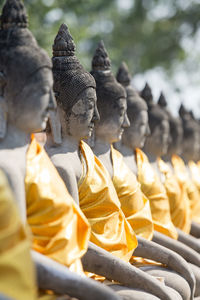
[140,82,153,104]
[116,62,149,150]
[52,24,99,142]
[158,92,183,157]
[91,41,129,144]
[141,84,169,157]
[179,104,200,161]
[0,0,56,137]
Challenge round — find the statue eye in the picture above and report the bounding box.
[88,102,94,110]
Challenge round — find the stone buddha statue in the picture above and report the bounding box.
[156,93,192,234]
[157,97,200,238]
[172,104,200,236]
[115,66,188,238]
[0,1,120,300]
[158,94,183,161]
[114,63,200,297]
[90,51,194,300]
[46,24,183,300]
[139,84,200,297]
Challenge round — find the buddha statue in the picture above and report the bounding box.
[156,93,192,234]
[172,105,200,236]
[140,84,200,296]
[114,62,200,297]
[46,24,182,300]
[157,97,200,238]
[90,53,194,300]
[0,1,119,300]
[158,94,183,161]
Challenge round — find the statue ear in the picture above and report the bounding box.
[48,109,62,145]
[0,71,7,139]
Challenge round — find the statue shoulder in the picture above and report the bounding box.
[0,151,26,221]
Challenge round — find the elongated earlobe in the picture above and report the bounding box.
[0,71,7,139]
[0,96,7,139]
[48,109,62,145]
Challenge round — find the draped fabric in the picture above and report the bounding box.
[0,169,37,300]
[158,158,191,234]
[172,155,200,224]
[188,160,200,224]
[111,146,154,240]
[135,149,178,240]
[25,137,90,275]
[78,141,137,262]
[189,160,200,192]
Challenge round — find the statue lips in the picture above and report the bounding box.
[42,108,50,122]
[89,123,94,131]
[119,128,124,137]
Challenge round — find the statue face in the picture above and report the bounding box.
[7,68,56,133]
[145,119,169,156]
[123,110,150,149]
[182,130,199,161]
[168,122,183,156]
[154,119,169,155]
[95,97,130,144]
[62,87,99,140]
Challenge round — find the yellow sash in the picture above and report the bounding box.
[188,160,200,190]
[25,137,90,275]
[78,141,137,263]
[158,158,191,233]
[135,149,178,239]
[0,169,37,300]
[172,155,200,224]
[111,146,154,240]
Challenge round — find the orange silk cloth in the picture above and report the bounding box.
[135,149,178,240]
[172,155,200,224]
[78,141,137,263]
[111,146,154,240]
[158,158,191,234]
[188,160,200,224]
[0,169,37,300]
[25,137,90,275]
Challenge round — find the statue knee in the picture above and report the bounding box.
[188,263,200,296]
[140,266,190,300]
[109,285,161,300]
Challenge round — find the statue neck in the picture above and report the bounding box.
[117,140,135,158]
[163,153,172,162]
[181,155,189,164]
[62,135,80,153]
[46,130,80,153]
[144,151,158,163]
[93,136,111,156]
[0,124,30,150]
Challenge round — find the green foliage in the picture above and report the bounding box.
[0,0,200,76]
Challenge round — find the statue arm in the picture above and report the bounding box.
[0,163,26,222]
[32,250,120,300]
[82,242,179,300]
[153,231,200,267]
[134,236,195,299]
[190,221,200,238]
[176,228,200,252]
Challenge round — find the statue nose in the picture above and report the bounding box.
[123,113,130,128]
[146,124,151,136]
[93,105,100,122]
